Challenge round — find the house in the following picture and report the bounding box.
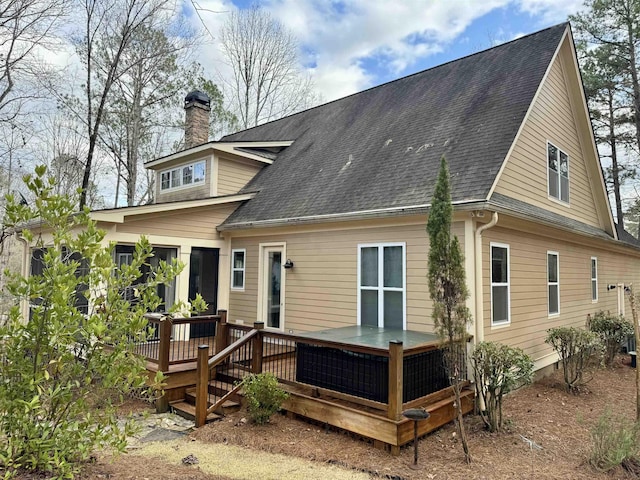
[18,22,640,448]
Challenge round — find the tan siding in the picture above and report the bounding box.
[217,156,262,196]
[116,204,237,240]
[228,222,466,334]
[493,51,601,227]
[482,226,640,362]
[156,158,211,203]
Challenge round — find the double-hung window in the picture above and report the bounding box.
[548,142,569,203]
[491,243,510,326]
[231,249,246,290]
[548,252,560,315]
[591,257,598,302]
[358,243,405,329]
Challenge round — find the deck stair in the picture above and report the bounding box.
[170,379,242,423]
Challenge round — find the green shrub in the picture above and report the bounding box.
[241,373,288,425]
[471,342,534,432]
[588,311,633,367]
[0,167,182,479]
[545,327,601,393]
[589,409,640,471]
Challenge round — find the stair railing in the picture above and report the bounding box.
[195,321,264,426]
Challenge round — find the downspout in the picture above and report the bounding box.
[474,212,498,344]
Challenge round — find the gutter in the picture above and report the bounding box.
[474,212,498,344]
[219,200,489,231]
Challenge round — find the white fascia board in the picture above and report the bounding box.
[91,193,255,224]
[145,141,293,169]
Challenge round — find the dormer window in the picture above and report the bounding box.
[160,160,206,191]
[547,142,569,203]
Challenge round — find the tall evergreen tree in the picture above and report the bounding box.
[427,156,472,463]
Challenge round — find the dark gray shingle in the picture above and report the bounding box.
[221,24,568,227]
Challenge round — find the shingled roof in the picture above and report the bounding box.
[220,23,568,228]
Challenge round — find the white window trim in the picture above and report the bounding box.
[591,256,598,303]
[159,160,206,192]
[548,251,560,316]
[231,249,246,291]
[356,242,406,330]
[490,242,511,327]
[546,141,570,205]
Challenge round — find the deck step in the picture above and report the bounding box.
[184,387,242,413]
[170,401,221,423]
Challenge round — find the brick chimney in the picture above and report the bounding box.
[184,90,211,149]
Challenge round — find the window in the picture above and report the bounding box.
[548,252,559,315]
[358,243,405,329]
[491,243,510,326]
[231,249,245,290]
[160,160,206,191]
[548,142,569,203]
[591,257,598,302]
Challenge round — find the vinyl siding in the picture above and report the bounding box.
[493,47,601,228]
[116,204,238,240]
[482,226,640,362]
[228,221,465,334]
[217,155,263,196]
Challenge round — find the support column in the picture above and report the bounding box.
[175,245,192,341]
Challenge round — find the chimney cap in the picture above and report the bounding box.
[185,90,210,107]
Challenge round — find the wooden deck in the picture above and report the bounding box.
[144,314,475,454]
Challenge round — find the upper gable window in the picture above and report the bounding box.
[547,142,569,203]
[160,160,206,191]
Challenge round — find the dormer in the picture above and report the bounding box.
[144,91,292,204]
[146,142,292,203]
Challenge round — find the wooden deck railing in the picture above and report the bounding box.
[194,318,461,426]
[136,311,223,371]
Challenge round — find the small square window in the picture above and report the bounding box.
[182,165,193,185]
[194,162,205,183]
[161,172,170,190]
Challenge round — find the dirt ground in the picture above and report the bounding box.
[7,355,640,479]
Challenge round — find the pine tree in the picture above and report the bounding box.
[427,156,472,463]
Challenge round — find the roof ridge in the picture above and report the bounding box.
[222,22,569,140]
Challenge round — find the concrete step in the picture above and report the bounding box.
[169,401,221,424]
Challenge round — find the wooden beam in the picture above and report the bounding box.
[158,318,172,373]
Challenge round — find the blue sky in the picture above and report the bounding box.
[192,0,586,102]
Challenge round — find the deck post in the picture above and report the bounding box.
[251,322,264,374]
[158,317,172,373]
[154,317,173,413]
[196,344,209,427]
[215,309,228,354]
[388,340,403,421]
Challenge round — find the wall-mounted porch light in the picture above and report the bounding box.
[283,259,294,269]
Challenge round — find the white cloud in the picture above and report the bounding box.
[263,0,513,100]
[516,0,585,23]
[191,0,586,104]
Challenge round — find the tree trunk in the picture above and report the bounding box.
[629,286,640,421]
[454,378,472,463]
[607,89,623,226]
[627,28,640,167]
